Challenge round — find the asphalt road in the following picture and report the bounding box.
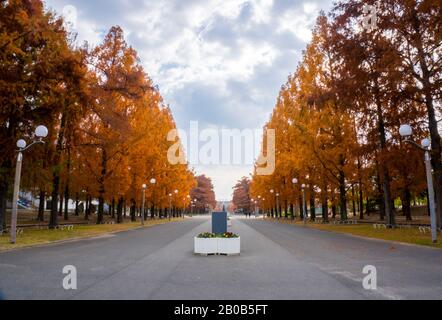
[1,216,441,300]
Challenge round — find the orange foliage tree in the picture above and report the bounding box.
[0,1,196,230]
[251,3,436,226]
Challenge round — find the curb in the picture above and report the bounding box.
[267,219,442,251]
[0,219,181,254]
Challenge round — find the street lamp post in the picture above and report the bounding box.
[262,198,266,217]
[301,184,307,225]
[168,193,172,221]
[150,178,156,219]
[251,198,254,217]
[174,189,179,218]
[185,195,190,219]
[141,178,156,225]
[400,124,438,243]
[276,193,280,219]
[10,125,48,244]
[292,178,299,220]
[270,189,274,218]
[141,184,147,226]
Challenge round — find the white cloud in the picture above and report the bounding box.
[303,2,318,14]
[251,0,274,24]
[44,0,334,200]
[277,9,315,43]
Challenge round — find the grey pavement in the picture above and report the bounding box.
[0,216,441,300]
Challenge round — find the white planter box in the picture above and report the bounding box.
[194,237,241,255]
[218,237,240,255]
[194,237,218,255]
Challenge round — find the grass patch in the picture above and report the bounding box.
[0,218,183,252]
[267,218,442,249]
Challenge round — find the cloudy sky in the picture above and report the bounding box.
[44,0,334,200]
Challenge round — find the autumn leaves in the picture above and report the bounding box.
[71,26,196,226]
[251,1,441,226]
[0,1,196,230]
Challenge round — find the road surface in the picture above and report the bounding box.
[1,216,441,300]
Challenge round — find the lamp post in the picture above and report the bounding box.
[141,178,156,225]
[262,198,266,216]
[400,124,438,243]
[292,178,299,219]
[251,198,254,217]
[174,189,179,218]
[301,184,307,225]
[276,193,280,219]
[10,125,48,244]
[150,178,156,219]
[168,193,173,221]
[270,189,274,218]
[141,184,147,226]
[185,195,190,218]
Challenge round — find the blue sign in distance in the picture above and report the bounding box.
[212,212,227,234]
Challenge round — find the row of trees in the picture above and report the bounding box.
[232,177,252,214]
[190,175,217,214]
[251,0,441,227]
[0,0,198,231]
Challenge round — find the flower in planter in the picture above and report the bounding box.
[222,232,239,238]
[197,232,214,238]
[197,232,239,238]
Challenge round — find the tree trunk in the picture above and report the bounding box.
[0,182,7,234]
[50,103,69,229]
[357,156,364,220]
[411,8,442,229]
[304,198,308,220]
[299,196,304,219]
[49,171,60,229]
[58,192,64,217]
[75,193,79,216]
[321,185,329,223]
[97,196,104,224]
[322,195,328,223]
[310,193,316,221]
[111,198,115,219]
[375,91,395,227]
[64,184,69,221]
[339,170,347,221]
[117,197,123,224]
[375,172,385,221]
[144,204,148,220]
[85,195,90,221]
[402,187,412,222]
[64,146,71,221]
[366,196,370,217]
[97,149,107,225]
[38,191,45,222]
[151,204,155,220]
[130,199,136,222]
[351,185,357,218]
